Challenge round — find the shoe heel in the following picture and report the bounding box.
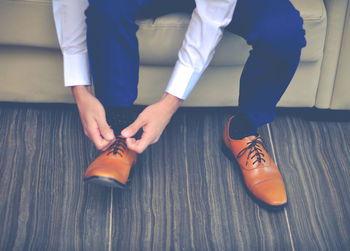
[221,140,236,162]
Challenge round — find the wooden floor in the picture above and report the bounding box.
[0,103,350,251]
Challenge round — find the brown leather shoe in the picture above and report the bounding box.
[84,136,137,188]
[223,117,287,206]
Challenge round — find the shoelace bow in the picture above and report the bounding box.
[237,136,266,166]
[106,136,127,157]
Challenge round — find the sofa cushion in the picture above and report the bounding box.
[0,0,59,48]
[0,0,326,65]
[138,0,327,66]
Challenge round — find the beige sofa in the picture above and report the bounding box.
[0,0,349,109]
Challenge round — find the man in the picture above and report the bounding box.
[53,0,306,206]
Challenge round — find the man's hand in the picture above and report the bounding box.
[121,93,183,153]
[72,86,115,151]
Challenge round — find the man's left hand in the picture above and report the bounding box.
[121,93,183,153]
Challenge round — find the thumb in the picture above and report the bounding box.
[96,116,115,141]
[121,116,144,138]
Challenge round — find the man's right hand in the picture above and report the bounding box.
[72,86,115,151]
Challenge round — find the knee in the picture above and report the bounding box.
[253,10,306,61]
[85,0,139,25]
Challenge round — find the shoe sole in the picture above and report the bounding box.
[84,176,126,189]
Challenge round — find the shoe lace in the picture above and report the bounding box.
[106,136,127,157]
[237,136,266,166]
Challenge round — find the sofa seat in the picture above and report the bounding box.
[137,0,326,66]
[0,0,326,65]
[0,0,329,107]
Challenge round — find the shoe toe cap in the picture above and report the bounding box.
[85,162,130,185]
[252,179,287,206]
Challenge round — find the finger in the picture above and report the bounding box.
[126,138,146,153]
[100,137,117,151]
[125,130,154,153]
[125,137,137,148]
[95,116,115,141]
[89,128,110,150]
[86,119,111,150]
[121,116,145,138]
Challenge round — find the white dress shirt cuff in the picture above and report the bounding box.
[63,52,91,86]
[165,62,202,100]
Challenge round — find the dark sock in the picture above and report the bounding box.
[105,106,141,138]
[229,111,258,140]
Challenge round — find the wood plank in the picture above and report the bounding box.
[0,104,111,250]
[110,108,293,250]
[270,109,350,250]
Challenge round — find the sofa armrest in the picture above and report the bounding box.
[330,3,350,109]
[316,0,349,108]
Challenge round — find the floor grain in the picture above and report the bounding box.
[2,104,349,250]
[0,105,111,251]
[109,109,292,250]
[270,109,350,250]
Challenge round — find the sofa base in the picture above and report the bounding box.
[0,46,322,108]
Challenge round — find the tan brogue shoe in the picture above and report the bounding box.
[223,117,287,206]
[84,136,137,188]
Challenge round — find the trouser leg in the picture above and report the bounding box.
[85,0,194,134]
[85,0,150,107]
[85,0,194,108]
[226,0,306,132]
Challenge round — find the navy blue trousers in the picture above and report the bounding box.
[85,0,306,131]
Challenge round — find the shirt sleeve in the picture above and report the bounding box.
[165,0,237,100]
[52,0,91,86]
